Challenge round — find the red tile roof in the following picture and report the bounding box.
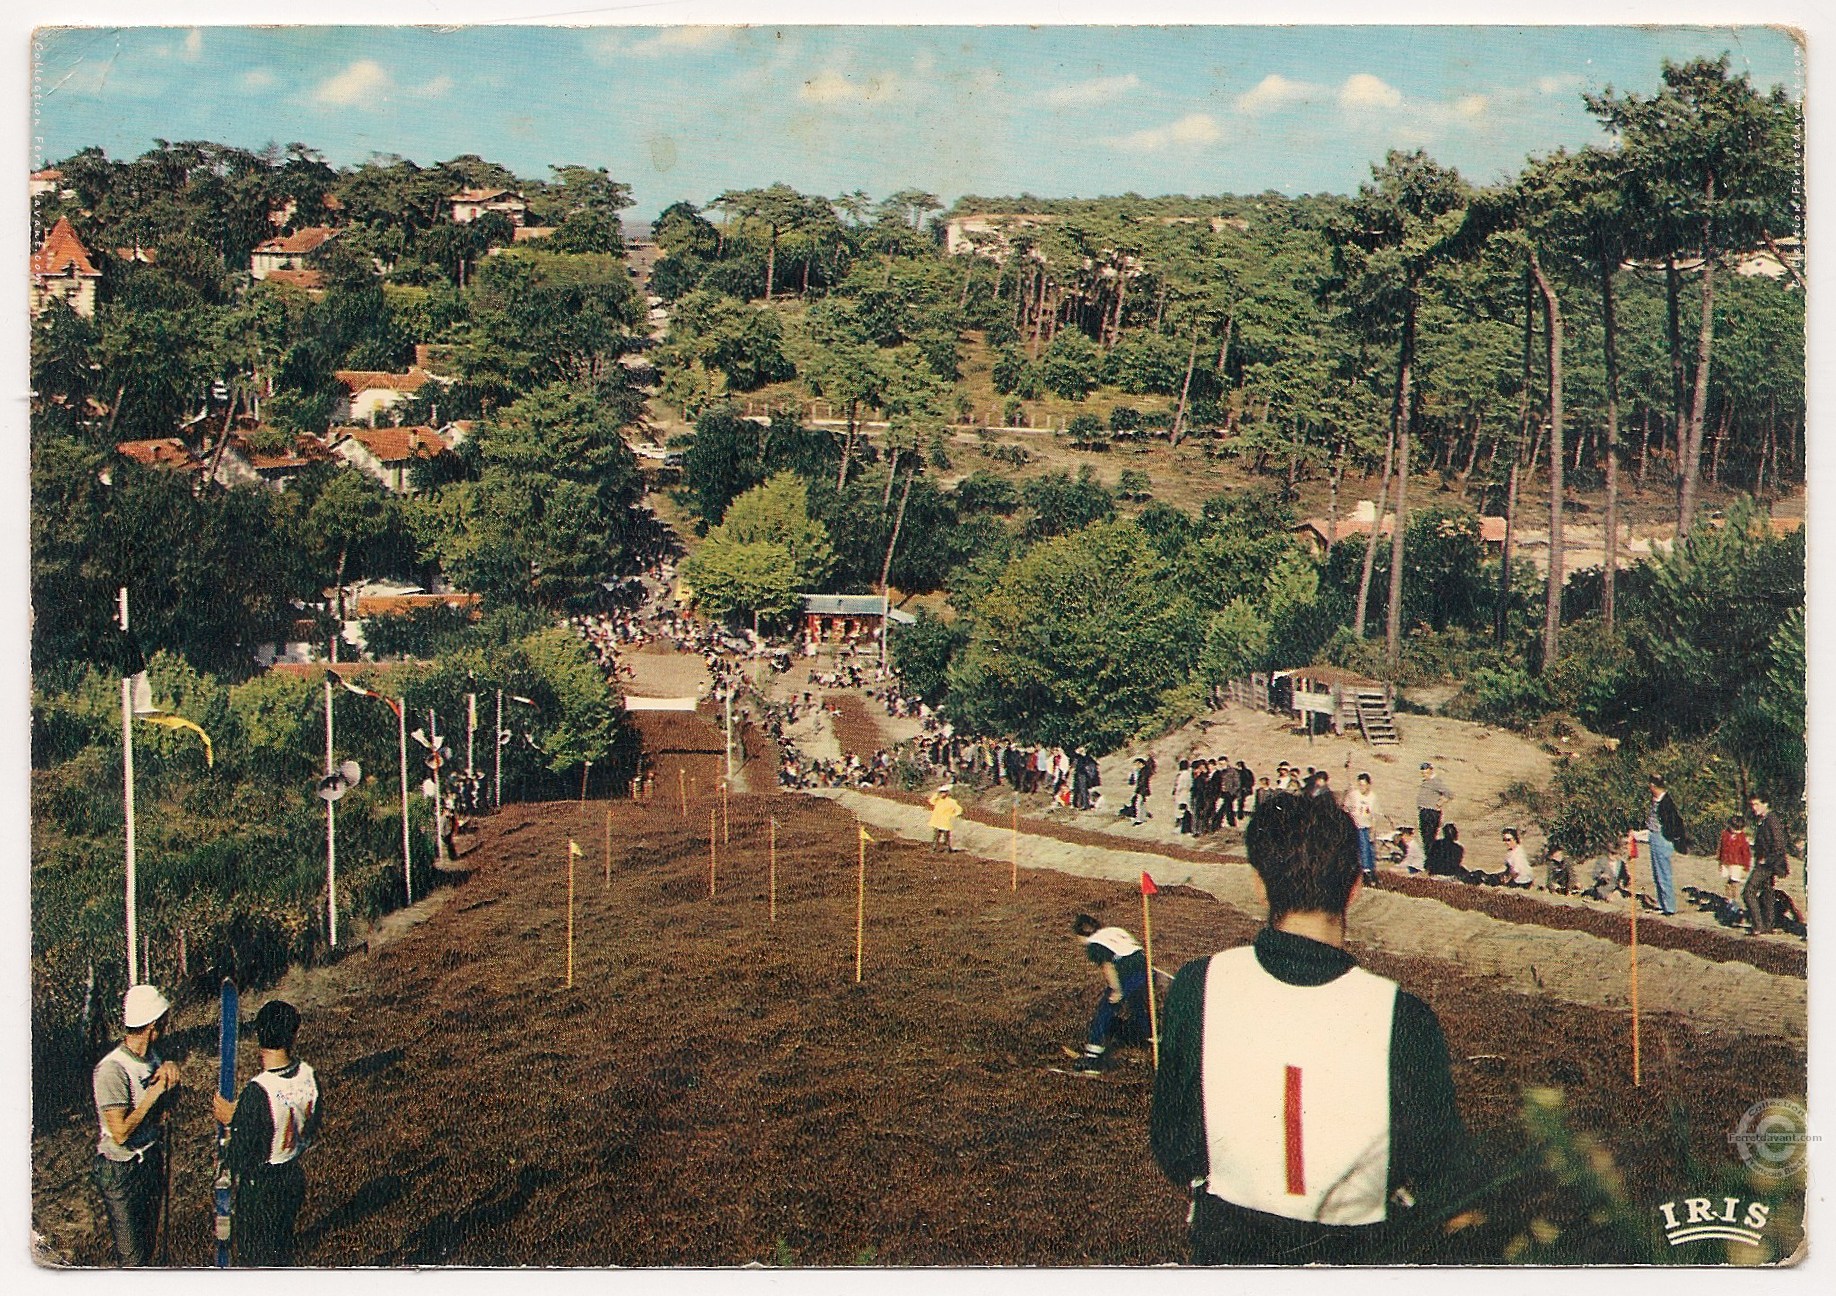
[331,424,448,463]
[253,226,338,256]
[31,217,100,278]
[333,368,432,395]
[264,268,326,290]
[229,432,333,472]
[31,167,64,182]
[354,593,482,618]
[116,438,203,472]
[451,188,522,203]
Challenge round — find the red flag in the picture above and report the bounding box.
[1141,871,1159,896]
[329,669,403,718]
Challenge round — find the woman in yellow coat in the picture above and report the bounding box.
[928,784,964,852]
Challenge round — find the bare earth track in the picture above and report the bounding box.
[31,712,1806,1266]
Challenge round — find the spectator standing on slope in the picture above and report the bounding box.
[1343,773,1379,882]
[1717,815,1752,920]
[1415,763,1452,843]
[1173,759,1194,835]
[212,1000,321,1266]
[1644,774,1687,916]
[91,985,182,1266]
[1745,794,1791,936]
[928,783,964,852]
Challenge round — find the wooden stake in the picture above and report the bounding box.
[604,808,612,889]
[769,817,778,923]
[678,768,686,817]
[566,842,577,989]
[1142,888,1160,1071]
[855,829,870,983]
[1010,795,1019,891]
[722,778,730,844]
[1626,832,1642,1086]
[708,808,718,899]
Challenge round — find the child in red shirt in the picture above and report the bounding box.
[1717,815,1752,915]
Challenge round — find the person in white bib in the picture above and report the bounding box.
[1150,792,1476,1263]
[92,984,183,1265]
[212,999,321,1266]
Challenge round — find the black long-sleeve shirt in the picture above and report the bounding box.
[1150,927,1474,1264]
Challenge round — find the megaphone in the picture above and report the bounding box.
[316,760,363,802]
[340,759,361,785]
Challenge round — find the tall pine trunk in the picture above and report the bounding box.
[1170,328,1200,445]
[1384,289,1419,669]
[1354,337,1404,641]
[1676,179,1718,539]
[1528,249,1564,671]
[1599,261,1621,634]
[1496,270,1535,647]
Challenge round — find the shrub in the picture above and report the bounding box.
[1458,666,1554,730]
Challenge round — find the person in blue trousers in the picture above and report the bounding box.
[1645,774,1689,916]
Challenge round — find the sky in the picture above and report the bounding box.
[29,23,1803,221]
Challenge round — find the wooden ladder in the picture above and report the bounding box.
[1354,691,1400,746]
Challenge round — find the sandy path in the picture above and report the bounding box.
[814,788,1805,1045]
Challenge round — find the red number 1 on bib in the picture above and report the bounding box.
[1284,1065,1305,1196]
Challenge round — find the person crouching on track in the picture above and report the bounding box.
[1071,914,1151,1073]
[928,783,964,852]
[212,1000,321,1266]
[1149,792,1476,1264]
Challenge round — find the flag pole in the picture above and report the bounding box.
[1141,875,1161,1070]
[1626,831,1642,1087]
[398,699,413,905]
[708,807,718,899]
[466,692,476,779]
[430,708,448,868]
[678,768,686,818]
[118,587,139,985]
[566,841,576,988]
[855,829,868,983]
[494,688,503,809]
[604,807,612,889]
[722,777,730,844]
[769,817,778,923]
[324,673,339,948]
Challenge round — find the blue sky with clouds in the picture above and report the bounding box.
[31,24,1801,220]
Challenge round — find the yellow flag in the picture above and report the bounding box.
[137,713,214,768]
[568,839,583,858]
[859,828,874,843]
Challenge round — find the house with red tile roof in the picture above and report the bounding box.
[332,367,441,424]
[449,187,527,226]
[329,424,454,493]
[250,226,338,279]
[1293,504,1507,557]
[115,438,205,475]
[30,167,72,199]
[213,430,334,490]
[263,267,326,293]
[31,216,102,318]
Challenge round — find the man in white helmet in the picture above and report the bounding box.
[212,999,321,1266]
[92,984,182,1265]
[1150,792,1476,1262]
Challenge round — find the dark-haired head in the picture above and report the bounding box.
[1442,823,1459,841]
[255,999,301,1051]
[1243,792,1362,923]
[1072,913,1100,937]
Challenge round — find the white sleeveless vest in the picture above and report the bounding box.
[1200,946,1397,1225]
[1089,927,1141,959]
[251,1063,319,1166]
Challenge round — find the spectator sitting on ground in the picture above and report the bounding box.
[1425,824,1470,882]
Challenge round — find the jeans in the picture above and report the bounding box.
[1743,861,1781,934]
[93,1149,162,1266]
[234,1162,306,1266]
[1357,827,1376,877]
[1648,829,1677,914]
[1086,969,1151,1052]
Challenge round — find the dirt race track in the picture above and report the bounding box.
[32,715,1807,1267]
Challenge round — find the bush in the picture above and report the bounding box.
[1040,331,1102,400]
[1456,666,1554,730]
[1001,396,1026,428]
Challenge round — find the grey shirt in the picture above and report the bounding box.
[94,1042,162,1160]
[1415,775,1452,811]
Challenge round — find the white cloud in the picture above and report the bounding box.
[1043,72,1141,107]
[240,68,275,90]
[1235,73,1315,115]
[183,29,202,58]
[314,59,388,107]
[799,69,899,105]
[1340,73,1403,110]
[1455,93,1489,119]
[413,74,453,99]
[1109,112,1222,152]
[625,26,731,57]
[1537,73,1584,95]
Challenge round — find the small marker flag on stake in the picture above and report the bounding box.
[568,839,583,858]
[1140,871,1161,1069]
[137,713,215,768]
[330,669,403,718]
[1140,871,1159,896]
[859,827,875,843]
